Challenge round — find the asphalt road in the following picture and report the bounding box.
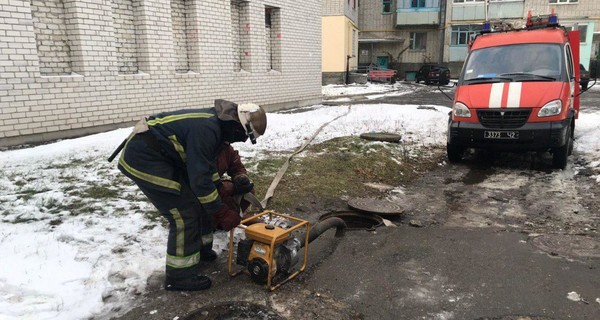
[112,83,600,320]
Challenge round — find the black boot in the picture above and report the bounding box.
[200,248,217,262]
[165,275,212,291]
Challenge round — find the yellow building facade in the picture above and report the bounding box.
[322,0,359,84]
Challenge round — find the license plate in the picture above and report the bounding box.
[484,131,519,139]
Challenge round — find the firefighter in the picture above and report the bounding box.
[117,99,267,291]
[198,142,256,261]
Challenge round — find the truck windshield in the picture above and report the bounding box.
[462,43,563,83]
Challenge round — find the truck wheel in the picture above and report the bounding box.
[552,125,573,169]
[568,126,574,156]
[447,143,464,163]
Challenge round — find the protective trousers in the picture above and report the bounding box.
[118,133,213,280]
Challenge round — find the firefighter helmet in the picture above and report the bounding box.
[237,103,267,144]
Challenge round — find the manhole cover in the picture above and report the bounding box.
[531,234,600,259]
[182,302,283,320]
[348,197,405,216]
[319,211,383,230]
[359,132,401,143]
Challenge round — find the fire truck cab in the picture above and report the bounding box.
[447,13,582,169]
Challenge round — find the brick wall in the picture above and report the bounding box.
[323,0,358,24]
[323,0,343,16]
[0,0,322,147]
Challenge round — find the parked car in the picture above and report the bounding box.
[580,64,590,90]
[415,64,450,85]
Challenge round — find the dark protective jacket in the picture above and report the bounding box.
[118,108,224,215]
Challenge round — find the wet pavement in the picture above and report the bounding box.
[112,83,600,320]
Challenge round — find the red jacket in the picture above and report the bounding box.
[216,142,247,179]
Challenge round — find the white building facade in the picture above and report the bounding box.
[0,0,322,147]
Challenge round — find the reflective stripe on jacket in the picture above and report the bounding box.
[120,108,224,215]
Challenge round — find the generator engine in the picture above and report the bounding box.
[228,211,346,291]
[235,223,303,284]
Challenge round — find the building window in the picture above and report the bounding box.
[265,6,281,71]
[171,0,194,73]
[549,0,578,3]
[231,0,251,72]
[411,0,426,8]
[450,25,482,46]
[31,0,73,75]
[565,24,588,43]
[383,0,392,14]
[578,25,587,43]
[113,0,141,74]
[409,32,426,50]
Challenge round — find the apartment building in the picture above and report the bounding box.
[444,0,599,73]
[527,0,598,69]
[0,0,322,147]
[358,0,446,78]
[322,0,359,84]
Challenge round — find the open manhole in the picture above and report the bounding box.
[359,132,401,143]
[531,234,600,259]
[348,197,405,216]
[181,302,283,320]
[319,211,383,231]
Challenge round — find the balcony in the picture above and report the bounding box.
[451,1,485,21]
[396,0,440,27]
[488,0,524,20]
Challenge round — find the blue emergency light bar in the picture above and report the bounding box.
[482,22,491,33]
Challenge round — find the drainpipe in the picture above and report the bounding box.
[346,55,350,84]
[346,55,353,84]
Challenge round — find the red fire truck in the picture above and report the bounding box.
[447,12,584,169]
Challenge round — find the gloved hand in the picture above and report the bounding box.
[233,174,254,195]
[213,205,241,231]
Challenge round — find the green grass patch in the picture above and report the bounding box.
[249,137,444,214]
[83,186,119,199]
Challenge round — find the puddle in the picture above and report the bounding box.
[181,302,283,320]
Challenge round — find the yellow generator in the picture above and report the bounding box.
[228,210,346,291]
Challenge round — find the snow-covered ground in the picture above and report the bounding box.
[1,99,600,320]
[322,82,411,97]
